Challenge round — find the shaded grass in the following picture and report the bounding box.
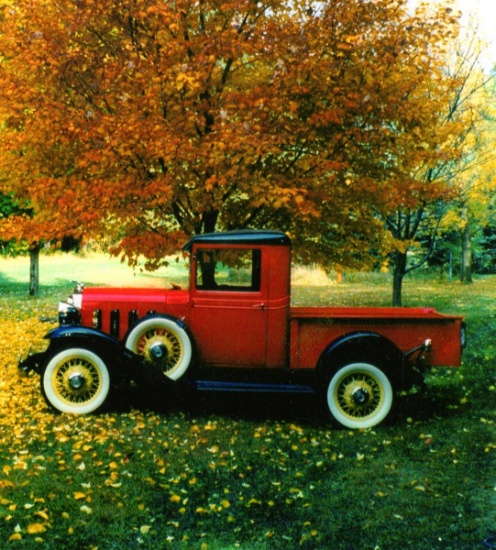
[0,255,494,549]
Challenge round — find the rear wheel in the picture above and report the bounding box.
[325,362,393,429]
[42,347,111,414]
[125,316,192,380]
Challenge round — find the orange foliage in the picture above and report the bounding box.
[0,0,462,269]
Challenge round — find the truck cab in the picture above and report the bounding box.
[186,230,290,369]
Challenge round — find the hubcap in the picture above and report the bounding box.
[149,342,168,361]
[352,387,370,405]
[68,372,86,390]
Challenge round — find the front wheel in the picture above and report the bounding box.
[325,362,393,429]
[42,348,111,414]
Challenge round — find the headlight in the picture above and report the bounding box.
[71,293,82,309]
[58,301,81,325]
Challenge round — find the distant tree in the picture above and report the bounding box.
[0,192,82,295]
[0,193,42,294]
[474,224,496,274]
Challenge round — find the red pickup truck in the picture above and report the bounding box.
[19,230,465,428]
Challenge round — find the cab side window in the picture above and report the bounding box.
[196,248,261,291]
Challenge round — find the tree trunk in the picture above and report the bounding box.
[29,243,40,297]
[460,208,472,284]
[392,251,407,307]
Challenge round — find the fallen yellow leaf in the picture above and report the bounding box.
[27,523,46,535]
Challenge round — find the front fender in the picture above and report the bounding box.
[19,326,138,376]
[45,325,139,364]
[45,325,122,346]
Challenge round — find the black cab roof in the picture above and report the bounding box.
[183,229,291,252]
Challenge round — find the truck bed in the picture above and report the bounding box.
[289,306,464,369]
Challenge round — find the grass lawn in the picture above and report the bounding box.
[0,254,494,549]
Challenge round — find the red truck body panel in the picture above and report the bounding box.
[80,287,190,338]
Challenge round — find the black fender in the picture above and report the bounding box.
[43,326,139,377]
[20,326,137,376]
[44,325,126,353]
[45,325,121,344]
[316,331,409,390]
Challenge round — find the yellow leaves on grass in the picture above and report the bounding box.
[0,300,492,547]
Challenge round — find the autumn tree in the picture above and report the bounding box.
[0,0,462,281]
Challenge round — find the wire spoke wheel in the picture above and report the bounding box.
[136,327,184,372]
[42,348,110,414]
[53,358,101,404]
[125,316,192,381]
[336,372,383,418]
[327,363,393,429]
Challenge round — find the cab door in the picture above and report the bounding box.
[189,246,268,368]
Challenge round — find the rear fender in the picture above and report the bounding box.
[316,331,408,390]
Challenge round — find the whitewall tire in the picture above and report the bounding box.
[326,362,393,429]
[42,348,111,414]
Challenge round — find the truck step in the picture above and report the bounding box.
[193,380,314,394]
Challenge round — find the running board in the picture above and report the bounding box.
[193,380,314,394]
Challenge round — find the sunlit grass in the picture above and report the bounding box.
[0,254,494,548]
[0,251,189,290]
